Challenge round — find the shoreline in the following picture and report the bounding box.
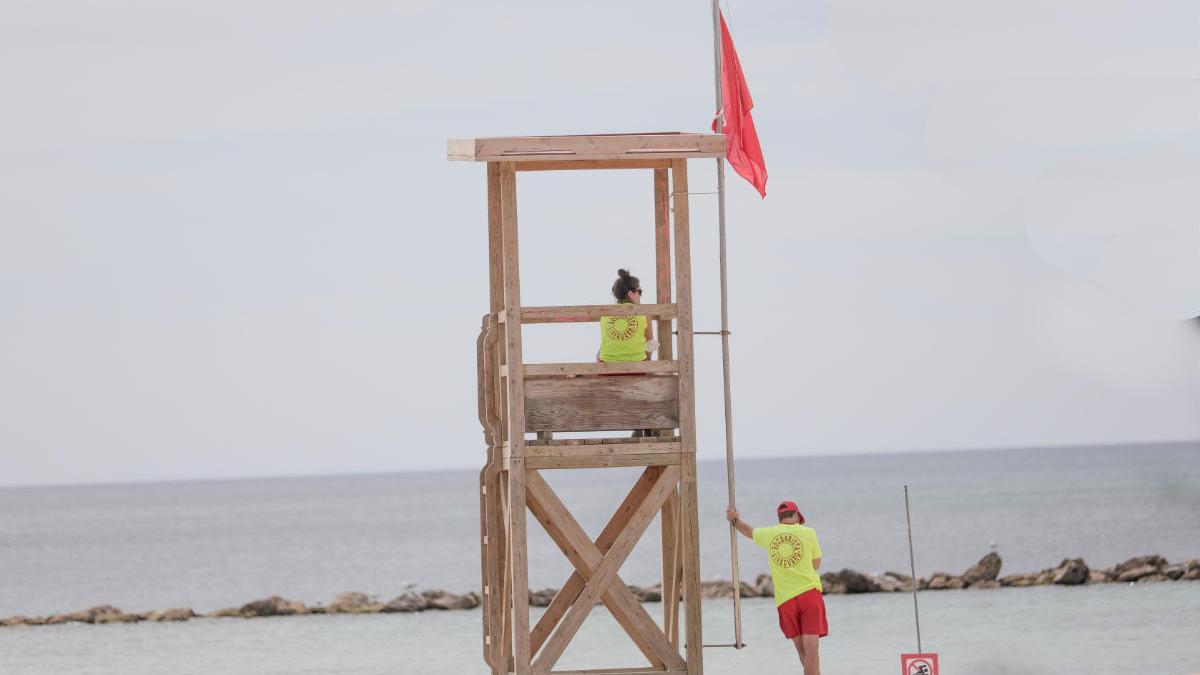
[3,553,1196,628]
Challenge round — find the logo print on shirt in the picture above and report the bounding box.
[605,316,638,341]
[768,532,804,568]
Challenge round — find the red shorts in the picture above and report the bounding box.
[777,589,828,639]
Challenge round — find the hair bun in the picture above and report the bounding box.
[617,268,630,278]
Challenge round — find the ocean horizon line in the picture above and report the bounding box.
[3,437,1196,492]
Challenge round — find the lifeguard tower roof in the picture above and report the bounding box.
[447,131,725,163]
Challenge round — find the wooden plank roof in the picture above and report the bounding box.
[447,132,725,162]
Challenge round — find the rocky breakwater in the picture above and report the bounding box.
[1,605,199,627]
[825,553,1199,595]
[651,552,1200,600]
[0,589,482,628]
[3,554,1197,628]
[996,554,1200,587]
[212,589,483,617]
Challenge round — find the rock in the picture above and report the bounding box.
[876,572,913,592]
[1088,568,1114,584]
[45,605,136,625]
[382,592,428,613]
[1184,560,1200,581]
[1163,565,1185,580]
[1136,573,1171,583]
[238,596,307,617]
[94,607,139,624]
[821,577,846,595]
[327,592,383,614]
[873,573,910,593]
[423,590,478,611]
[1180,559,1200,581]
[971,580,1001,590]
[821,569,880,594]
[1117,564,1160,583]
[925,572,967,590]
[999,573,1037,587]
[622,583,679,603]
[144,608,196,622]
[999,570,1057,587]
[206,607,241,618]
[528,589,557,608]
[1,615,45,627]
[1052,558,1089,586]
[963,553,1003,584]
[925,573,954,590]
[700,581,735,599]
[1113,555,1167,576]
[457,592,481,610]
[754,574,774,598]
[637,585,662,602]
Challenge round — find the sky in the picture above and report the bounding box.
[1,0,1198,487]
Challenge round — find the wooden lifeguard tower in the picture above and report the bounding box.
[451,132,724,675]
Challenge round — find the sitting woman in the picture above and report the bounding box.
[598,268,659,363]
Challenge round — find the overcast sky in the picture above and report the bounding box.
[1,1,1198,487]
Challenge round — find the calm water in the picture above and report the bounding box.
[1,443,1199,673]
[1,586,1198,675]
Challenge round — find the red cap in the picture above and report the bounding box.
[777,501,805,523]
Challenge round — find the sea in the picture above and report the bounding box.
[1,442,1198,675]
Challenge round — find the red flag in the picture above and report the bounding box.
[713,12,767,197]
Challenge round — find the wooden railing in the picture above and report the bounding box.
[500,303,677,324]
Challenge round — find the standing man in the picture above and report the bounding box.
[727,501,826,675]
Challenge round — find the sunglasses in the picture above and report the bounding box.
[631,289,643,295]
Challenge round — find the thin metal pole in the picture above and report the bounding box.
[904,485,923,653]
[711,0,743,650]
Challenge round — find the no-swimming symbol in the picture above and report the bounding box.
[900,653,939,675]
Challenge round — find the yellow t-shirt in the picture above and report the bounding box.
[752,523,823,605]
[599,312,648,362]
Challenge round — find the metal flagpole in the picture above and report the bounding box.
[904,485,923,653]
[711,0,744,650]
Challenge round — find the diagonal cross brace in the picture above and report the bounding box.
[529,465,683,673]
[529,467,658,652]
[525,468,686,671]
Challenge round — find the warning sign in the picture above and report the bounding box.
[901,653,939,675]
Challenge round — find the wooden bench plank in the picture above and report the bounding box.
[524,361,678,378]
[525,442,680,458]
[514,453,681,470]
[525,377,679,433]
[511,303,676,324]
